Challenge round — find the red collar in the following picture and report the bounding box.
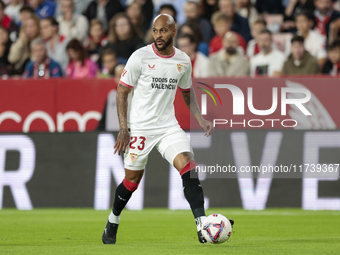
[152,43,175,58]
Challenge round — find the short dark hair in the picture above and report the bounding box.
[259,28,272,37]
[43,17,59,28]
[102,48,117,58]
[211,11,232,25]
[328,38,340,51]
[295,10,315,22]
[159,4,177,22]
[291,35,304,44]
[253,18,267,27]
[0,0,5,10]
[20,6,35,14]
[177,33,196,44]
[180,20,203,45]
[90,18,104,29]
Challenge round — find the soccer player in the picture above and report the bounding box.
[102,14,232,244]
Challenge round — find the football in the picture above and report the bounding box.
[201,214,232,244]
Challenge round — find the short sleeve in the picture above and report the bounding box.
[119,51,142,89]
[178,61,192,91]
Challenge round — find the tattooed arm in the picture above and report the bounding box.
[181,88,215,137]
[114,83,132,155]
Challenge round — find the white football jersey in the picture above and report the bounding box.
[119,43,192,133]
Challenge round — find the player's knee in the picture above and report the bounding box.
[125,175,142,183]
[125,169,143,183]
[174,152,194,171]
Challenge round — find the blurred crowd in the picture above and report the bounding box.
[1,0,340,81]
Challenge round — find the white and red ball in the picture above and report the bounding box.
[202,214,232,244]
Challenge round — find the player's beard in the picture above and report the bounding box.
[153,37,173,52]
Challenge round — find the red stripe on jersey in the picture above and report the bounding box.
[152,43,176,58]
[123,178,139,192]
[120,80,133,89]
[180,161,198,176]
[179,87,191,92]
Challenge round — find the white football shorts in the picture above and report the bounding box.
[123,127,193,170]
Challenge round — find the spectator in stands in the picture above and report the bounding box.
[322,38,340,75]
[98,48,118,78]
[314,0,340,38]
[158,4,177,22]
[8,14,40,75]
[255,0,284,14]
[154,1,186,25]
[29,0,56,19]
[183,1,213,44]
[209,31,249,77]
[66,38,99,78]
[57,0,89,41]
[40,17,70,73]
[55,0,92,18]
[282,35,320,75]
[283,0,315,32]
[199,0,219,21]
[235,0,258,26]
[126,1,147,37]
[0,25,13,76]
[177,33,209,78]
[23,37,62,78]
[247,18,265,58]
[0,0,19,40]
[83,0,124,32]
[5,0,24,24]
[180,20,209,56]
[135,0,154,32]
[218,0,252,42]
[329,18,340,43]
[84,19,108,60]
[19,6,34,27]
[250,29,286,77]
[103,13,144,63]
[247,19,277,58]
[285,11,327,67]
[209,11,246,55]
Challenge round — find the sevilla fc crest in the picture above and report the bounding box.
[130,153,138,162]
[177,64,183,73]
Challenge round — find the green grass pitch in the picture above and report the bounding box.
[0,208,339,255]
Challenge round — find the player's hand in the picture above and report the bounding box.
[199,119,215,137]
[114,129,130,155]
